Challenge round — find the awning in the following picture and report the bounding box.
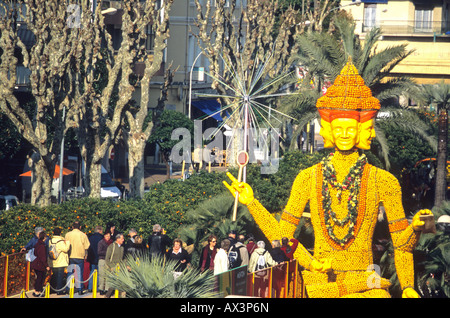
[20,165,74,179]
[360,0,388,3]
[192,99,225,121]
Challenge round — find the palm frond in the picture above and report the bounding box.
[373,76,417,104]
[431,81,450,108]
[373,126,391,170]
[377,108,437,151]
[355,27,382,73]
[106,254,219,298]
[332,15,358,62]
[363,44,413,86]
[294,32,343,80]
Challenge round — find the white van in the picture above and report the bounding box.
[0,195,19,211]
[100,166,122,200]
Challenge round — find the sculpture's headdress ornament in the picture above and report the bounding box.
[316,57,380,123]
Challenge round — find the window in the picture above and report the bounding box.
[144,24,154,51]
[213,0,230,7]
[363,4,377,32]
[188,35,207,82]
[415,7,433,32]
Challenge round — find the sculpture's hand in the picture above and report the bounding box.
[402,287,420,298]
[412,209,433,231]
[223,172,255,205]
[310,258,333,273]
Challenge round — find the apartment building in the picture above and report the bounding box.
[341,0,450,84]
[164,0,246,123]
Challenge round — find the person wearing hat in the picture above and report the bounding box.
[224,59,433,298]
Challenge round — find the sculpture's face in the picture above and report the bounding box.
[357,119,376,150]
[319,119,334,148]
[330,118,360,151]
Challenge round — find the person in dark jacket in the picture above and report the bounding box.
[199,234,218,272]
[270,240,289,298]
[126,235,146,259]
[97,231,112,295]
[124,228,138,255]
[270,240,289,264]
[147,224,171,259]
[87,225,104,292]
[21,226,50,255]
[166,239,190,277]
[105,222,117,242]
[31,231,50,297]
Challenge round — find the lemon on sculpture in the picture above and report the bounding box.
[224,59,433,298]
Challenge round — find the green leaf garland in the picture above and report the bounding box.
[321,152,367,246]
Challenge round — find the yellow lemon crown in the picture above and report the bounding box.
[316,58,381,119]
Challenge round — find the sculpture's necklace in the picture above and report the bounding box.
[320,152,367,246]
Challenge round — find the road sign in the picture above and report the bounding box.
[233,151,249,222]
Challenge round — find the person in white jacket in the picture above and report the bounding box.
[248,241,276,273]
[48,227,71,295]
[214,239,231,275]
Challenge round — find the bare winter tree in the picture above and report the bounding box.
[0,0,90,206]
[0,0,172,204]
[306,0,339,33]
[192,0,302,164]
[71,0,173,198]
[122,1,173,198]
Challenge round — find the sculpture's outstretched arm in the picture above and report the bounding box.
[224,168,320,271]
[377,169,431,298]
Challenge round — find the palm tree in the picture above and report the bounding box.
[105,254,219,298]
[280,14,436,169]
[414,81,450,208]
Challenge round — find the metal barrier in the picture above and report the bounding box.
[3,251,303,298]
[215,259,306,298]
[0,251,105,298]
[1,252,30,298]
[14,269,99,298]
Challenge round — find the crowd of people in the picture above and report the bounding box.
[201,230,299,276]
[21,223,299,298]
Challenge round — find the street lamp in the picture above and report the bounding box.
[59,6,119,203]
[188,51,203,120]
[101,8,118,15]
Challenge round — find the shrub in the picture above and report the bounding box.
[0,198,144,254]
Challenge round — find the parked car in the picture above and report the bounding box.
[100,166,123,200]
[0,195,19,211]
[66,166,123,201]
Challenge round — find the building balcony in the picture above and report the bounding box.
[361,20,450,36]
